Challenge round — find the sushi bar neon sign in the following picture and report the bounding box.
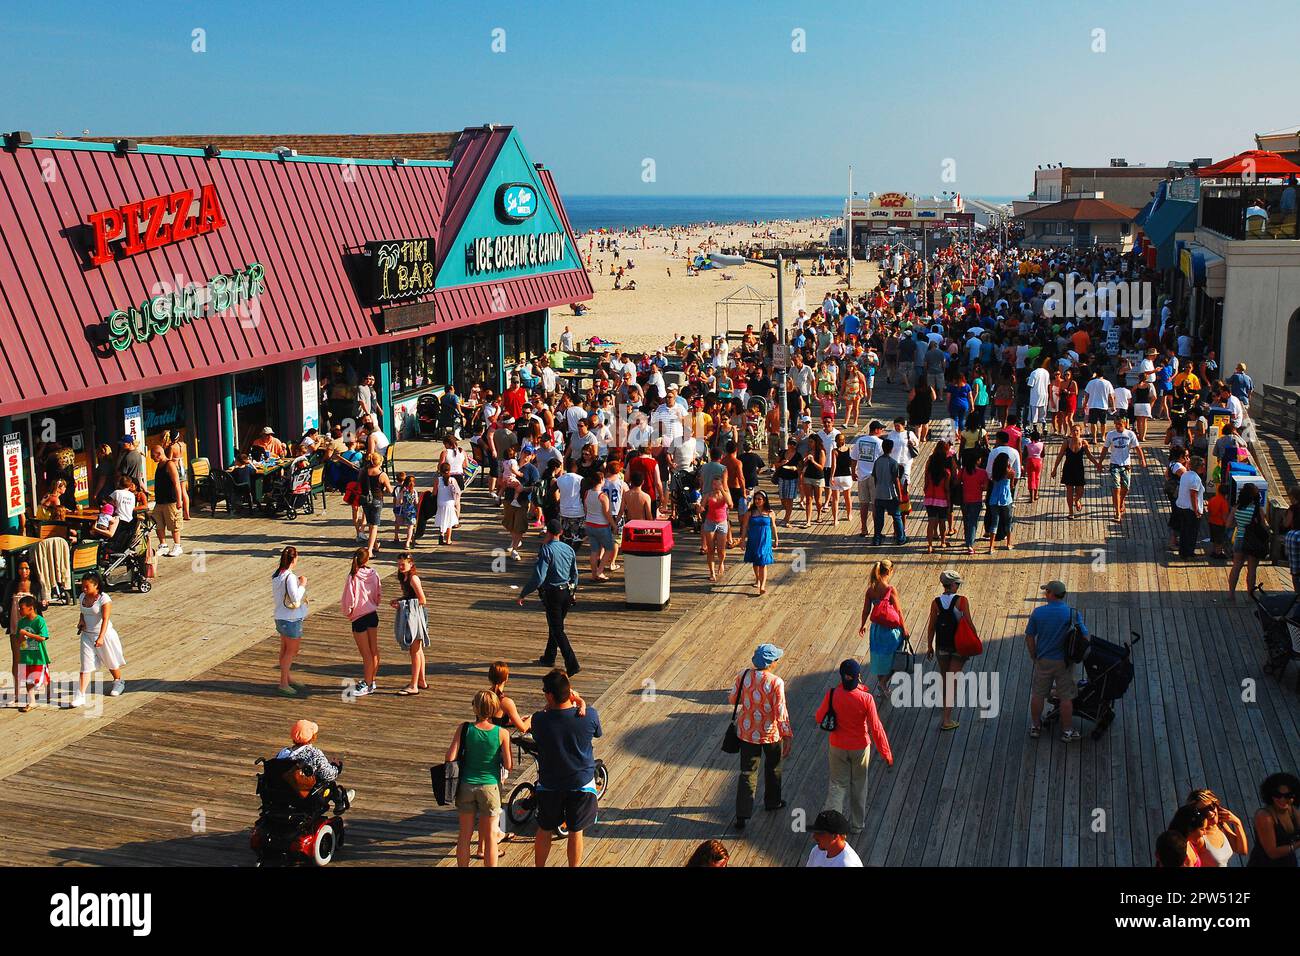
[103,263,265,352]
[86,184,227,266]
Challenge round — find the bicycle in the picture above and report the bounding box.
[505,734,608,837]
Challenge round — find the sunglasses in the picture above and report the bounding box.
[1273,791,1295,800]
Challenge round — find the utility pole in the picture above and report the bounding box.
[846,164,853,290]
[776,252,788,445]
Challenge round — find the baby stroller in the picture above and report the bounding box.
[98,513,155,594]
[262,462,313,520]
[250,757,350,867]
[1043,631,1141,739]
[668,466,701,533]
[1251,588,1300,692]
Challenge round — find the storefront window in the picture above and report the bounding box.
[453,327,498,395]
[142,385,188,491]
[318,350,376,431]
[234,368,270,453]
[391,333,448,395]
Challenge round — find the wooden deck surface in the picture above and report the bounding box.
[2,380,1298,868]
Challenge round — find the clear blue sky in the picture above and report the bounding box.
[6,0,1297,197]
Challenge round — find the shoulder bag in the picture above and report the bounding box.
[870,587,903,628]
[721,670,749,754]
[819,687,837,732]
[429,721,469,806]
[280,572,307,611]
[953,600,982,656]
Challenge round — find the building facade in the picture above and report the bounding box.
[0,126,591,531]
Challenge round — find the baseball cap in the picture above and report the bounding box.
[939,569,962,588]
[262,426,275,435]
[1041,580,1067,598]
[120,434,135,445]
[812,809,850,836]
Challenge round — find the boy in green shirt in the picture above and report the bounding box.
[15,596,50,713]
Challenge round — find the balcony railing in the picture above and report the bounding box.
[1201,185,1298,240]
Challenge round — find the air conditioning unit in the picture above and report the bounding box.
[1109,158,1128,167]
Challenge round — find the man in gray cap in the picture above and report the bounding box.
[1026,580,1089,742]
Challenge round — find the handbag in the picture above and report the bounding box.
[891,634,914,674]
[819,687,837,732]
[869,588,903,628]
[429,722,469,806]
[280,572,307,611]
[721,669,748,754]
[954,609,983,657]
[899,485,912,516]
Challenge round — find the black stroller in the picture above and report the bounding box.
[668,465,701,533]
[1251,588,1300,692]
[99,513,156,594]
[1043,631,1141,739]
[261,461,314,520]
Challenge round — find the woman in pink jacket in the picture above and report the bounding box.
[341,547,383,697]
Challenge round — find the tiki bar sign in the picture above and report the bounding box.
[464,231,565,277]
[103,263,265,352]
[86,184,227,266]
[365,238,436,303]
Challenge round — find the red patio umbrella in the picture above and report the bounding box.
[1196,149,1300,178]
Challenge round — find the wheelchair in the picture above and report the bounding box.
[505,734,608,838]
[250,757,350,866]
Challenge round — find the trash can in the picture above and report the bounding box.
[622,519,673,610]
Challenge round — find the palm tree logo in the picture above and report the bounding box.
[376,242,400,299]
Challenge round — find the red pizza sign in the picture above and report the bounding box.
[87,184,227,266]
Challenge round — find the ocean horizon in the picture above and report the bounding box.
[565,194,1023,233]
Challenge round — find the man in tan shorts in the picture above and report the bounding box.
[1025,580,1089,742]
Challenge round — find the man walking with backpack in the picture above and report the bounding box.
[1025,580,1089,742]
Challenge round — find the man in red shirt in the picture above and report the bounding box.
[501,375,527,422]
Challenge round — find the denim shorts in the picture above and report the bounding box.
[586,523,615,551]
[703,520,728,535]
[275,618,304,639]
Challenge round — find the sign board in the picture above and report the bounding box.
[366,238,436,303]
[496,183,538,223]
[380,300,436,333]
[772,343,789,370]
[103,263,265,352]
[4,432,23,519]
[87,184,226,267]
[301,359,319,433]
[123,405,143,445]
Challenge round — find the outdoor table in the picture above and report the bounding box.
[250,459,289,504]
[0,534,42,579]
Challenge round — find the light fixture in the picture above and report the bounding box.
[392,156,407,165]
[115,138,139,155]
[274,146,297,159]
[204,144,222,159]
[5,130,34,148]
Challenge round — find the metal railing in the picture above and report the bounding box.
[1257,383,1300,440]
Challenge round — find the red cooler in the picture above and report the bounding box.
[621,520,673,609]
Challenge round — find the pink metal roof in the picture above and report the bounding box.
[0,132,591,417]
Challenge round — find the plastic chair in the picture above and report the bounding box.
[310,465,327,513]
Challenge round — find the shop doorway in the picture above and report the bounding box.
[452,327,498,396]
[233,368,271,454]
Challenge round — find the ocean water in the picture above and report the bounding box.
[564,195,1021,233]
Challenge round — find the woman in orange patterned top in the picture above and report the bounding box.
[728,643,793,830]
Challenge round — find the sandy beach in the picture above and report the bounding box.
[555,217,879,353]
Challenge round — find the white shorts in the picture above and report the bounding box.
[81,628,126,673]
[831,476,854,492]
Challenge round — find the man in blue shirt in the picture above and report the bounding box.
[531,668,602,867]
[518,518,582,674]
[1026,580,1089,741]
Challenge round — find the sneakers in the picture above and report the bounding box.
[1060,729,1082,743]
[345,789,357,807]
[109,679,125,697]
[509,549,521,561]
[353,681,372,697]
[156,544,173,557]
[69,692,85,709]
[171,545,183,557]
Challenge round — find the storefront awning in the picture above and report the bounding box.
[1143,198,1198,269]
[1179,245,1225,297]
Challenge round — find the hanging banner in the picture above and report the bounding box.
[4,432,24,519]
[124,405,144,445]
[301,359,319,433]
